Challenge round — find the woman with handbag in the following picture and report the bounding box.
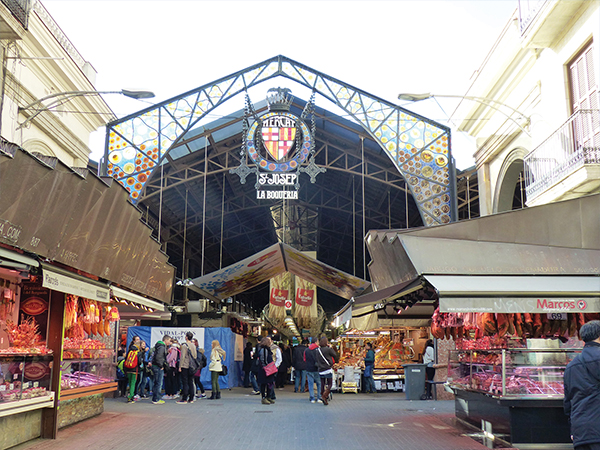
[208,340,226,399]
[257,336,276,404]
[316,336,338,405]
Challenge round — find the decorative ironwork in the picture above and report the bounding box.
[524,109,600,201]
[104,55,454,226]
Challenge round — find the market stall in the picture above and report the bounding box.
[363,194,600,447]
[334,327,429,392]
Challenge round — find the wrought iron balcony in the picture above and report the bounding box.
[518,0,547,34]
[524,109,600,202]
[1,0,31,29]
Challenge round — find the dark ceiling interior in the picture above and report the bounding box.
[138,97,425,315]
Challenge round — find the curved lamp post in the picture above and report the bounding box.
[18,89,155,129]
[398,92,530,136]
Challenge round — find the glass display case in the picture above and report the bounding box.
[447,348,581,398]
[60,349,115,391]
[0,353,53,404]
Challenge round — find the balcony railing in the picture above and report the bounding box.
[1,0,32,29]
[524,109,600,201]
[518,0,548,35]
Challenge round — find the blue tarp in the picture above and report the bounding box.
[126,326,240,389]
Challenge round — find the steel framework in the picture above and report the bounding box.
[104,55,455,226]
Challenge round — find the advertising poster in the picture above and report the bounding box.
[19,280,50,341]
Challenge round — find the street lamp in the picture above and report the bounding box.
[398,92,530,136]
[17,89,155,129]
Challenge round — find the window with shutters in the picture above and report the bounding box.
[568,41,599,149]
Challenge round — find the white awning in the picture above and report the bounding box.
[425,275,600,297]
[0,248,38,268]
[41,265,109,303]
[110,286,165,310]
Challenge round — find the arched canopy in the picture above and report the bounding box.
[103,55,455,226]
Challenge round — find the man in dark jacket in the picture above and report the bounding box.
[293,339,308,393]
[304,337,322,403]
[149,335,171,404]
[564,320,600,449]
[243,342,253,388]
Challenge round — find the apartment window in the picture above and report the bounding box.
[568,41,599,148]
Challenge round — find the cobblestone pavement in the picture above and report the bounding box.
[15,387,498,450]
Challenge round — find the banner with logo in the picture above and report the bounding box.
[270,272,293,320]
[439,297,600,313]
[294,276,317,328]
[19,280,50,341]
[148,327,205,350]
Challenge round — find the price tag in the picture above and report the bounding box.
[13,373,18,380]
[9,383,14,390]
[23,382,30,389]
[33,382,39,388]
[547,313,567,321]
[0,385,5,391]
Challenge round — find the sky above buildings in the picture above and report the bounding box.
[42,0,518,169]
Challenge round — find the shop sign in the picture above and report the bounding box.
[440,296,600,313]
[42,268,110,303]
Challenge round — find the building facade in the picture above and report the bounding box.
[1,0,113,167]
[453,0,599,215]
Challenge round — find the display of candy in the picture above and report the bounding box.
[0,346,51,355]
[63,338,106,350]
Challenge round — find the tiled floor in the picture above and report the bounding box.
[15,388,494,450]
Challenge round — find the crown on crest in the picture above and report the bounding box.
[266,87,293,112]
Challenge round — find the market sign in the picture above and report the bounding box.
[439,297,600,314]
[42,266,110,303]
[230,88,325,200]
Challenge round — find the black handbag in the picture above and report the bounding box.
[220,365,228,376]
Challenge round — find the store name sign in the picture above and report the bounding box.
[440,296,600,313]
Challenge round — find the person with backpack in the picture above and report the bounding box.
[177,332,198,404]
[149,335,171,404]
[164,341,180,399]
[124,335,142,403]
[193,339,207,398]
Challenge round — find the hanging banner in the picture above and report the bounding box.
[19,280,50,341]
[270,272,293,320]
[294,276,317,329]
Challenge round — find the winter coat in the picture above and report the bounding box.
[293,344,307,370]
[256,345,275,385]
[209,346,226,372]
[243,346,253,371]
[179,341,198,370]
[315,346,338,373]
[304,343,319,372]
[364,349,375,367]
[564,341,600,447]
[124,344,143,374]
[152,341,168,369]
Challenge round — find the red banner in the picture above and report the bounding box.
[295,288,314,307]
[270,288,288,307]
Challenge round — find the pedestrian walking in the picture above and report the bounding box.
[363,342,376,393]
[269,338,282,400]
[249,345,261,395]
[564,320,600,450]
[177,332,198,404]
[293,339,308,393]
[208,340,226,399]
[276,342,291,388]
[304,337,322,404]
[316,336,338,406]
[149,335,171,404]
[257,336,275,404]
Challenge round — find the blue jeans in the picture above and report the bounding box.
[364,365,375,393]
[306,371,321,401]
[152,365,164,402]
[249,371,259,391]
[294,369,306,392]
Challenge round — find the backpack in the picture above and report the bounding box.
[167,347,180,368]
[123,349,138,370]
[200,352,207,368]
[185,344,200,373]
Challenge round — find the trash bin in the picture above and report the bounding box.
[402,363,427,400]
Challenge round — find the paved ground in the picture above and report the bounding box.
[15,387,508,450]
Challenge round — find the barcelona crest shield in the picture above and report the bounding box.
[261,115,297,161]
